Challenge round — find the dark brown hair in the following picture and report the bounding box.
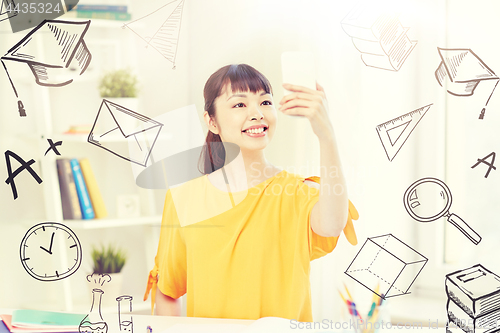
[198,64,273,174]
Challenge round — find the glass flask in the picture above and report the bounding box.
[116,295,133,332]
[79,288,108,333]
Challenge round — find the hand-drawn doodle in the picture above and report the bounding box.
[87,99,164,167]
[1,19,92,117]
[80,274,111,333]
[0,0,18,22]
[122,0,185,68]
[344,234,428,299]
[44,139,63,156]
[435,48,499,119]
[445,264,500,333]
[19,222,82,282]
[404,177,482,245]
[341,3,417,71]
[471,152,496,178]
[5,150,43,200]
[376,104,432,161]
[116,295,133,332]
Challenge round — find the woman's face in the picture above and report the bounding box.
[207,84,277,152]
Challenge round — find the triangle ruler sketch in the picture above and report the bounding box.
[376,104,432,161]
[123,0,185,68]
[0,0,18,22]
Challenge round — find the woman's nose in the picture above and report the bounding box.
[249,104,264,120]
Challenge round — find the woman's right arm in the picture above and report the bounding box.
[155,287,181,316]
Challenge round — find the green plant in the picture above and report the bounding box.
[98,69,138,98]
[91,244,127,274]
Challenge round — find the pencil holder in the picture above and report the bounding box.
[363,303,390,333]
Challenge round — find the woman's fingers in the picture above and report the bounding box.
[279,99,315,114]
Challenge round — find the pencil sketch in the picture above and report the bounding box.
[116,295,133,332]
[5,150,43,200]
[445,264,500,333]
[0,0,18,22]
[19,222,82,282]
[1,19,92,117]
[88,99,164,167]
[344,234,428,299]
[436,48,499,119]
[341,3,417,71]
[44,139,63,156]
[471,152,496,178]
[376,104,432,161]
[123,0,185,68]
[404,177,482,245]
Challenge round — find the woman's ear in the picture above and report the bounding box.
[203,111,219,135]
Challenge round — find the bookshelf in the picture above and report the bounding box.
[26,12,162,312]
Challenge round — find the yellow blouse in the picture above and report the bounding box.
[144,170,359,321]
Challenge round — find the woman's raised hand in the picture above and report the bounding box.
[278,83,334,141]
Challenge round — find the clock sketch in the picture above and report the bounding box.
[19,222,82,282]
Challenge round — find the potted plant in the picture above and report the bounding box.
[90,244,127,307]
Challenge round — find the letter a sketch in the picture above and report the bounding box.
[341,3,417,71]
[376,104,432,161]
[122,0,185,69]
[471,152,496,178]
[435,48,499,119]
[1,20,92,117]
[5,150,43,200]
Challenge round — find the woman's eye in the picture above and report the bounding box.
[233,103,245,108]
[261,100,273,106]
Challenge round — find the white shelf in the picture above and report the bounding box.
[64,215,161,230]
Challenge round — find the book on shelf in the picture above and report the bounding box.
[79,158,108,219]
[56,159,82,220]
[70,159,95,219]
[76,11,131,21]
[74,4,128,12]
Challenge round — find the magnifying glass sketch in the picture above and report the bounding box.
[403,177,482,245]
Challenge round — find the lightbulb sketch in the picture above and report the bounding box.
[435,48,499,120]
[344,234,428,299]
[403,177,482,245]
[341,3,417,71]
[122,0,185,69]
[445,264,500,333]
[376,104,432,161]
[0,0,18,22]
[1,19,92,117]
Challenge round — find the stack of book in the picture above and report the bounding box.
[445,264,500,333]
[1,310,84,333]
[66,4,131,21]
[56,158,108,220]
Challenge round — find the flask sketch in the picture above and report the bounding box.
[116,295,133,332]
[79,288,108,333]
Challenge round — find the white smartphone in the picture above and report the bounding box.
[281,51,317,95]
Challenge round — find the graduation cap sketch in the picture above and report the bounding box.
[88,99,164,167]
[123,0,185,68]
[1,19,92,117]
[436,48,499,119]
[0,0,18,22]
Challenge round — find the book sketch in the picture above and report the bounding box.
[376,104,432,161]
[344,234,428,299]
[0,0,18,22]
[435,48,499,120]
[1,19,92,117]
[403,177,482,245]
[341,3,417,72]
[445,264,500,333]
[123,0,185,69]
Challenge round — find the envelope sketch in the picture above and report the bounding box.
[88,99,164,167]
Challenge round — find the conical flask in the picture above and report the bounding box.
[79,288,108,333]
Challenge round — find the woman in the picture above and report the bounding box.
[144,64,359,321]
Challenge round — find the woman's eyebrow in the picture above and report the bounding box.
[227,93,246,101]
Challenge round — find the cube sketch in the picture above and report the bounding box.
[345,234,428,299]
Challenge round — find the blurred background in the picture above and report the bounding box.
[1,0,499,326]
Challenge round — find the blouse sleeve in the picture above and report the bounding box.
[298,176,359,261]
[144,190,187,314]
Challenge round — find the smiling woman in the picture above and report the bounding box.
[143,64,359,321]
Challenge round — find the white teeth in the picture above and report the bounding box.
[246,127,265,134]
